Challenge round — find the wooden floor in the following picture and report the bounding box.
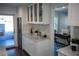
[6,47,30,56]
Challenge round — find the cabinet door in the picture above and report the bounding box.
[28,7,30,22]
[30,5,33,22]
[28,4,37,23]
[39,3,43,22]
[34,4,37,22]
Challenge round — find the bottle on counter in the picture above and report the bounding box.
[30,28,33,35]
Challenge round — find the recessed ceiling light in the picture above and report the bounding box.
[62,6,66,9]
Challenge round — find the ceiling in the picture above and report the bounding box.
[0,3,68,14]
[0,3,68,6]
[55,5,68,14]
[0,3,30,7]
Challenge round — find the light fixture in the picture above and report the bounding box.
[62,6,66,9]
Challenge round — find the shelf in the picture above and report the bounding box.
[27,22,49,25]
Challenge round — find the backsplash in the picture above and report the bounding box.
[28,24,50,38]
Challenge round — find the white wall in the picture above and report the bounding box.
[58,12,68,33]
[68,3,79,26]
[54,14,58,31]
[68,4,79,43]
[50,4,55,56]
[0,5,17,15]
[70,26,79,39]
[17,6,28,34]
[17,6,30,49]
[72,26,79,38]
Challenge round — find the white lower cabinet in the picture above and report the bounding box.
[22,36,51,56]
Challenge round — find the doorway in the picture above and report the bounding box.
[54,5,70,56]
[0,15,15,48]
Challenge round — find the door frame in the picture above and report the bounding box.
[0,14,16,48]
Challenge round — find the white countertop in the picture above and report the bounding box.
[57,46,79,56]
[23,34,49,42]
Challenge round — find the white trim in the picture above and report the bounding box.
[33,4,35,22]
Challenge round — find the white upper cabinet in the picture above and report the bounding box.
[68,4,79,26]
[28,3,50,24]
